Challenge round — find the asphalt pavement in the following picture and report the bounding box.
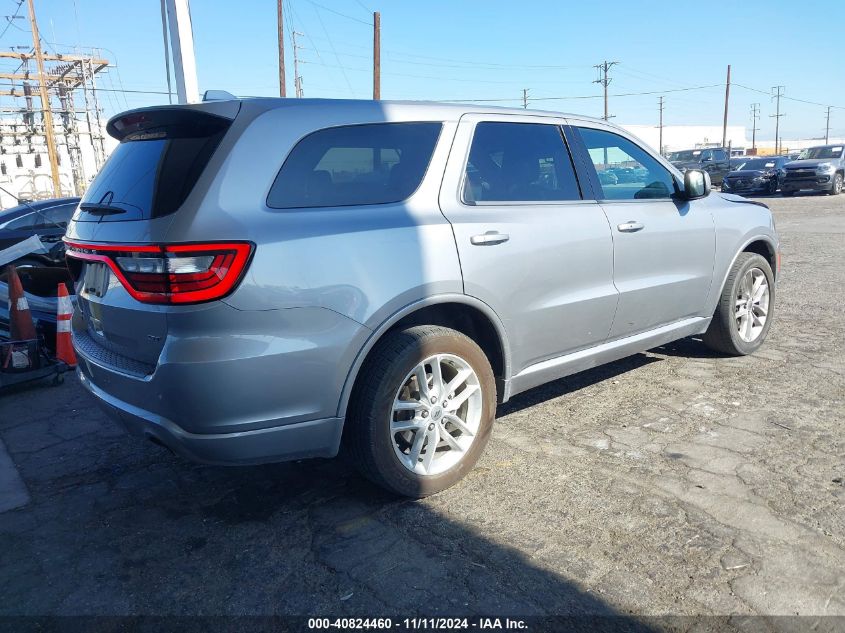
[0,193,843,631]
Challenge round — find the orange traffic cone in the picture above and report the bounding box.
[7,265,36,341]
[56,283,77,367]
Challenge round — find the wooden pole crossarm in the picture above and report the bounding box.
[0,51,109,66]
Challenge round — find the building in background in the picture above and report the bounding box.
[622,124,749,155]
[621,123,845,157]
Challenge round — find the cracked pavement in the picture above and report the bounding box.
[0,194,843,628]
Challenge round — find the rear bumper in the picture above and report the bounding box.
[71,302,369,464]
[80,369,344,464]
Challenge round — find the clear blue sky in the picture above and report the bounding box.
[18,0,845,140]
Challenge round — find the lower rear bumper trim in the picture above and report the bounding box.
[79,370,344,465]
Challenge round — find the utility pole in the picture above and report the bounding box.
[750,103,760,152]
[522,88,529,109]
[25,0,60,196]
[658,95,664,155]
[721,64,731,149]
[164,0,199,104]
[292,31,303,98]
[593,60,619,121]
[771,86,785,155]
[277,0,286,97]
[824,106,831,144]
[160,0,173,103]
[372,11,380,100]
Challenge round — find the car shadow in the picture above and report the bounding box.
[649,336,727,360]
[497,353,661,417]
[0,382,659,630]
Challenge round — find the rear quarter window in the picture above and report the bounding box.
[267,122,442,209]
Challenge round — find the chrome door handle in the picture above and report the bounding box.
[617,221,644,233]
[470,231,510,246]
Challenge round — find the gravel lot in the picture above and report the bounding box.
[0,193,843,629]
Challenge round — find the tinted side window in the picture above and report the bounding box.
[577,127,677,200]
[713,149,727,161]
[267,122,442,209]
[463,122,580,203]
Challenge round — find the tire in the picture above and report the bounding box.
[702,252,775,356]
[766,180,777,195]
[344,325,496,497]
[828,172,843,195]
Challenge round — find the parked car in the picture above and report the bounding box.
[667,147,731,186]
[597,170,618,185]
[65,100,779,497]
[721,156,790,196]
[780,144,845,196]
[729,156,747,170]
[0,197,80,268]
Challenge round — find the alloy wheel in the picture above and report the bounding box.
[735,267,770,342]
[390,354,482,476]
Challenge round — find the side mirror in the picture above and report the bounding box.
[683,169,711,199]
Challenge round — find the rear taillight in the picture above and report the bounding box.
[64,241,253,304]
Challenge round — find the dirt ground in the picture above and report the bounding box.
[1,193,843,631]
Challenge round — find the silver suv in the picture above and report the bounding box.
[65,99,779,497]
[781,144,845,196]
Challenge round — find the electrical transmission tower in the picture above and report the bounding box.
[0,0,110,201]
[824,106,832,144]
[658,95,664,155]
[750,103,760,151]
[292,31,304,98]
[770,86,785,154]
[593,60,619,121]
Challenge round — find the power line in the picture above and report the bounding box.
[302,0,372,26]
[295,33,592,71]
[310,0,353,96]
[529,83,724,102]
[735,82,845,110]
[0,0,25,40]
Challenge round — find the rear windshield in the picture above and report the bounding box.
[267,122,442,209]
[77,112,230,221]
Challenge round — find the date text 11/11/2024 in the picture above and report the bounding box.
[307,618,528,630]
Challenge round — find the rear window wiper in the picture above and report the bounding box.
[79,203,127,216]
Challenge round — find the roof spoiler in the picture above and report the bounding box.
[105,101,241,141]
[203,89,237,102]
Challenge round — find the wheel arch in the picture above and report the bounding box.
[337,295,511,419]
[742,238,778,278]
[712,235,778,310]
